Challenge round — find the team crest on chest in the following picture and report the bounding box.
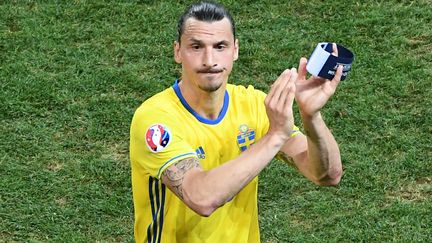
[145,124,171,152]
[237,124,255,151]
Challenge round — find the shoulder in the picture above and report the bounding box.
[227,83,266,97]
[134,87,178,118]
[227,83,267,104]
[131,86,183,134]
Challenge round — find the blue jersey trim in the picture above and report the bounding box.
[157,152,197,178]
[172,79,229,125]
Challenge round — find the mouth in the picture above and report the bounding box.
[197,68,225,74]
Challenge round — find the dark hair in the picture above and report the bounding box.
[177,1,236,42]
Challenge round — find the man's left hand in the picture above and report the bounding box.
[295,44,343,117]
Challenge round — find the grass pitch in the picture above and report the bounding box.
[1,0,431,242]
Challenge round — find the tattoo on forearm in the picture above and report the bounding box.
[162,157,201,200]
[277,151,297,168]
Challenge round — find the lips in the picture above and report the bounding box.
[197,68,225,74]
[198,70,223,74]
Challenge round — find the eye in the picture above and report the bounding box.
[191,44,200,50]
[216,44,226,50]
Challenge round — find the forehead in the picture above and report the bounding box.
[181,17,234,42]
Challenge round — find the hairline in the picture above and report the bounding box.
[177,2,236,43]
[178,17,235,43]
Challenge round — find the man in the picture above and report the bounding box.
[130,2,343,242]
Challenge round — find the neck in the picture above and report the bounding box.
[178,80,226,120]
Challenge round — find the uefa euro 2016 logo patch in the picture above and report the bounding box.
[145,124,171,153]
[237,124,255,152]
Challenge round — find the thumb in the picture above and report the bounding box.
[331,43,339,57]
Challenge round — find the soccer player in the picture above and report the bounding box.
[130,2,343,242]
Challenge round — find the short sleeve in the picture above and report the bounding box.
[130,106,197,179]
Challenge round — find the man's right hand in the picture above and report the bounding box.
[264,68,297,144]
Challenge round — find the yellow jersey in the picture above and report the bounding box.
[130,81,301,243]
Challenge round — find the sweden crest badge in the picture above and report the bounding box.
[237,124,255,151]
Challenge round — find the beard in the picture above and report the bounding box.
[196,67,226,92]
[198,77,224,92]
[199,83,223,92]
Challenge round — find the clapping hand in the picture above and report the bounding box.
[295,43,343,117]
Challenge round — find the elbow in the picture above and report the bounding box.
[192,206,217,217]
[180,172,225,217]
[315,176,341,187]
[313,167,343,187]
[184,194,222,217]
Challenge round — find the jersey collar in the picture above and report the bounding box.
[172,79,229,125]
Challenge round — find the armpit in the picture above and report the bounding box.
[161,157,202,200]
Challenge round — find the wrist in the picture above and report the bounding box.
[300,111,321,123]
[300,111,329,141]
[264,132,289,150]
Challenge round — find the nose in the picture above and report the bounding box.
[203,48,216,67]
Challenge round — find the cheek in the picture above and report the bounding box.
[185,53,202,65]
[181,54,198,69]
[224,61,234,71]
[221,54,235,70]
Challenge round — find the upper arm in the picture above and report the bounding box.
[161,157,203,201]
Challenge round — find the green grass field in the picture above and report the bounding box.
[1,0,431,242]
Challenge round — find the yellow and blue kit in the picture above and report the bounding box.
[130,80,301,243]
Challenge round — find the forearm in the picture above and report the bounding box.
[164,68,298,216]
[300,111,342,185]
[183,133,285,215]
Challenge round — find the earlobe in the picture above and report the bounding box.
[233,39,239,61]
[174,41,182,64]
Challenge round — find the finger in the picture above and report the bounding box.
[284,68,297,109]
[273,68,296,110]
[278,68,296,108]
[287,85,296,107]
[330,64,343,88]
[332,43,338,57]
[273,69,292,90]
[288,67,298,88]
[266,69,292,105]
[297,57,308,82]
[274,69,294,108]
[290,67,298,82]
[282,84,295,110]
[266,70,287,100]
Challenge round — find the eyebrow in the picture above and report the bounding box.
[215,40,229,46]
[189,38,204,45]
[188,38,230,46]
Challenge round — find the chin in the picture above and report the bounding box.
[199,83,223,92]
[197,73,227,92]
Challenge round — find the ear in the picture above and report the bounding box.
[233,39,239,61]
[174,41,181,64]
